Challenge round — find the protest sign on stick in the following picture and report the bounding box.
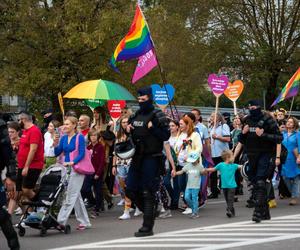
[224,80,244,115]
[107,100,126,132]
[151,84,175,111]
[208,74,229,129]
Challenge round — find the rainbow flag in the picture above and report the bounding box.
[271,67,300,107]
[110,5,154,70]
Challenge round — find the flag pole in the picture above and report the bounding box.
[138,4,178,120]
[288,97,295,118]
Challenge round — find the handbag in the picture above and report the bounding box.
[70,134,95,175]
[114,136,135,160]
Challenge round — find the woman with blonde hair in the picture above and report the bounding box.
[174,116,202,214]
[53,116,91,230]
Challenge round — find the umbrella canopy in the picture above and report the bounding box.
[63,79,136,101]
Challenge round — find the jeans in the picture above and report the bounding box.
[184,188,199,214]
[163,168,179,207]
[283,175,300,198]
[223,188,235,210]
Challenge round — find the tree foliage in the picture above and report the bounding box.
[1,0,300,113]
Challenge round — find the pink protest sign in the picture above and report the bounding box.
[107,100,126,119]
[132,49,158,84]
[208,74,229,96]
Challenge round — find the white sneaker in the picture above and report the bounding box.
[129,208,135,212]
[117,199,125,206]
[182,208,192,215]
[14,207,23,215]
[159,209,172,219]
[160,207,166,213]
[134,208,143,217]
[119,212,131,220]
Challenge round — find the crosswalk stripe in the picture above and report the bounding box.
[48,213,300,250]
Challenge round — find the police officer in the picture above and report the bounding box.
[126,86,170,237]
[234,100,282,223]
[0,113,20,250]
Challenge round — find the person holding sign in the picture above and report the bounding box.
[208,112,231,199]
[126,86,170,237]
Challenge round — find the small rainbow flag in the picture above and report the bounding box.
[271,67,300,107]
[110,5,154,70]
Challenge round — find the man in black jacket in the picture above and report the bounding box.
[126,86,170,237]
[0,113,20,250]
[234,100,282,223]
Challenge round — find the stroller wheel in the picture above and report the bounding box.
[40,227,47,237]
[18,227,26,237]
[64,225,71,234]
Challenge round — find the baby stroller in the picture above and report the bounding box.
[16,163,71,237]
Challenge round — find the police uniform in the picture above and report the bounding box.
[0,116,20,250]
[239,100,282,223]
[126,87,170,237]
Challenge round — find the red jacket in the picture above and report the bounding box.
[87,143,105,177]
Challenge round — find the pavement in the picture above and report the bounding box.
[2,194,300,250]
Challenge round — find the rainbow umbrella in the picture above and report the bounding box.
[63,79,135,101]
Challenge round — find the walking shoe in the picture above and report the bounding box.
[14,207,22,215]
[289,198,298,205]
[108,202,114,209]
[159,209,172,219]
[117,199,125,206]
[226,209,233,218]
[134,226,153,237]
[134,208,143,217]
[90,210,99,219]
[198,201,206,209]
[190,213,199,219]
[119,212,131,220]
[182,207,192,215]
[76,224,91,230]
[207,193,218,199]
[268,199,277,208]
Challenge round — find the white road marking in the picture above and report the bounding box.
[48,213,300,250]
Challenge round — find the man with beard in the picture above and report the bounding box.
[0,113,20,250]
[234,100,282,223]
[126,86,170,237]
[17,112,44,202]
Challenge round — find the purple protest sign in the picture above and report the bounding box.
[208,74,229,96]
[132,49,158,84]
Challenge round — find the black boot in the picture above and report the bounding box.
[252,180,268,223]
[0,208,20,250]
[135,190,155,237]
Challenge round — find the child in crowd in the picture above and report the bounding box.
[81,129,105,217]
[206,150,241,218]
[173,151,205,218]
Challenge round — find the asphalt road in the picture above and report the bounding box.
[2,194,300,250]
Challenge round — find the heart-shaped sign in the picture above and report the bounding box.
[107,100,126,119]
[208,74,229,96]
[224,80,244,101]
[151,84,175,106]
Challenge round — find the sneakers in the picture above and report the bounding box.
[190,213,199,219]
[14,207,22,215]
[117,199,125,206]
[268,199,277,208]
[134,208,143,217]
[289,198,298,205]
[119,212,131,220]
[159,209,172,219]
[76,223,92,230]
[182,207,192,215]
[90,210,99,219]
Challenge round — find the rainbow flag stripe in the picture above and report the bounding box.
[271,67,300,107]
[110,5,154,70]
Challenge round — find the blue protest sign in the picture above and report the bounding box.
[151,84,175,107]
